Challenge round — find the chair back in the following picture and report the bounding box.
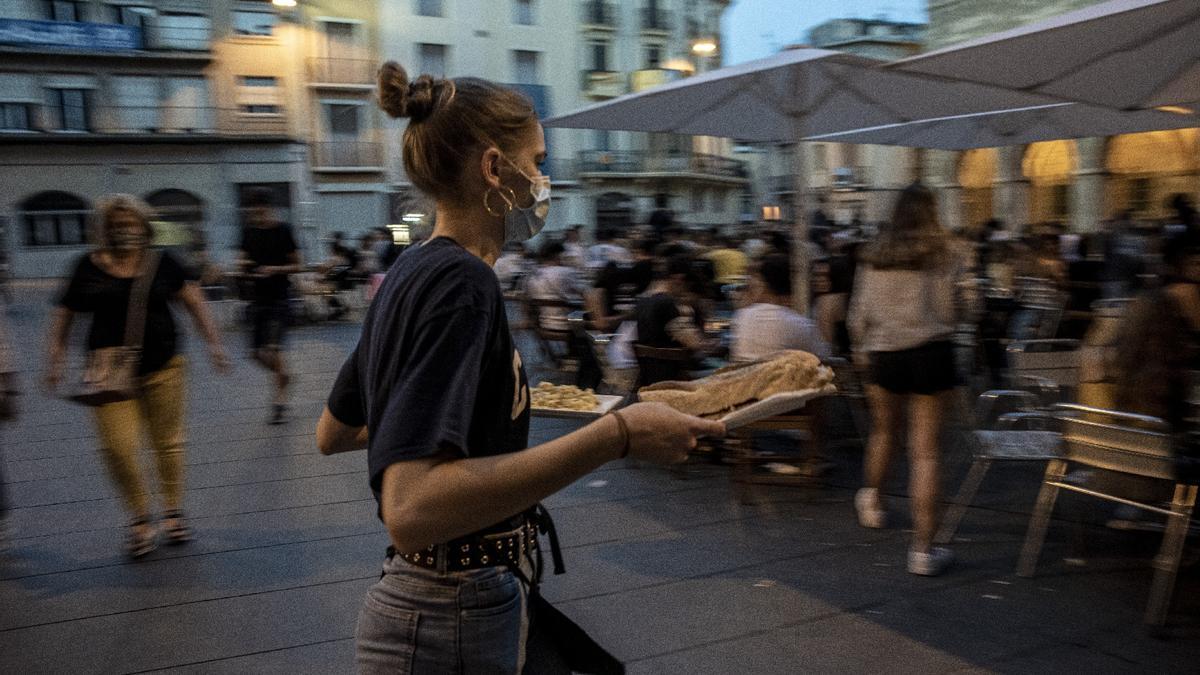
[1008,339,1081,389]
[1055,404,1175,481]
[633,343,692,386]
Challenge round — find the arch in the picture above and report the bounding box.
[145,188,205,223]
[1105,129,1200,218]
[1023,140,1077,223]
[19,191,90,247]
[958,148,997,229]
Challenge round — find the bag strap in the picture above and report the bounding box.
[122,249,162,351]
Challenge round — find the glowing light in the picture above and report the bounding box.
[272,0,297,7]
[1156,105,1195,115]
[692,40,718,56]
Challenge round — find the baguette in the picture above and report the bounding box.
[639,350,833,417]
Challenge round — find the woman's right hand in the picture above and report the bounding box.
[616,402,726,465]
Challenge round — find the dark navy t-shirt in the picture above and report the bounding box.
[327,237,531,509]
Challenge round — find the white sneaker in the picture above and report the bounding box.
[908,547,955,576]
[854,488,888,529]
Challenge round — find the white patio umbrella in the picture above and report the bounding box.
[805,102,1200,150]
[892,0,1200,113]
[544,48,1054,309]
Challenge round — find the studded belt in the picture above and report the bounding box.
[389,518,539,572]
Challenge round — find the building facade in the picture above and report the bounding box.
[0,0,314,278]
[378,0,746,242]
[922,0,1200,233]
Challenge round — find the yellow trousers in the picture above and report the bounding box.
[92,356,187,518]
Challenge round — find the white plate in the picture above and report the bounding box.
[718,384,838,430]
[532,394,624,420]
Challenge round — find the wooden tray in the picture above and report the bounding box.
[717,384,837,430]
[532,394,624,420]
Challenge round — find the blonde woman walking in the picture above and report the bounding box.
[45,195,229,558]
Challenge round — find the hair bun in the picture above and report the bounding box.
[377,61,454,124]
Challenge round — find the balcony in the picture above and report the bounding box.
[0,105,291,141]
[581,70,626,99]
[311,141,385,171]
[0,17,142,51]
[580,1,618,30]
[641,7,672,34]
[630,68,685,92]
[307,58,376,87]
[144,16,211,51]
[579,150,748,181]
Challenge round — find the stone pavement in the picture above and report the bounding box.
[1,285,1199,674]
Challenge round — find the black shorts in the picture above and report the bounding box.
[250,301,290,351]
[868,340,957,395]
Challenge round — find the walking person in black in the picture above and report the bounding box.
[317,61,725,673]
[237,189,301,424]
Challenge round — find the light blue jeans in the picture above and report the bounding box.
[356,553,529,674]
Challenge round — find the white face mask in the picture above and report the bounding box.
[499,156,551,244]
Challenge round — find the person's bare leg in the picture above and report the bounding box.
[907,392,947,553]
[864,385,904,491]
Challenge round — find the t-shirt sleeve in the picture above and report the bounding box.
[368,305,493,492]
[327,346,366,427]
[57,257,92,312]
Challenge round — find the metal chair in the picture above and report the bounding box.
[1017,404,1197,627]
[935,340,1081,544]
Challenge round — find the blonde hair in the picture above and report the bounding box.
[862,183,949,270]
[90,194,155,248]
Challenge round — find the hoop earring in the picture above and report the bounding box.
[484,186,516,217]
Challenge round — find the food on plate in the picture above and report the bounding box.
[637,350,834,417]
[531,382,600,411]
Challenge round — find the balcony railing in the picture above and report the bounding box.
[0,105,290,137]
[580,1,618,28]
[307,58,376,86]
[630,67,685,92]
[581,70,626,99]
[144,21,211,51]
[0,17,142,51]
[579,150,747,179]
[311,141,385,169]
[641,7,672,32]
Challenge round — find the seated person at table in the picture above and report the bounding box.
[731,254,832,363]
[635,253,719,384]
[587,239,656,333]
[526,240,584,332]
[704,233,750,285]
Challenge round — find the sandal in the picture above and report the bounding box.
[127,518,157,559]
[162,510,193,545]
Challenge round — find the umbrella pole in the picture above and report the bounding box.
[791,117,810,315]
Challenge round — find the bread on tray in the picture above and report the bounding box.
[637,350,834,418]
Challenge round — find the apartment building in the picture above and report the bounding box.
[0,0,312,278]
[378,0,745,241]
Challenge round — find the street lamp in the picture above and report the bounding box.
[691,39,718,57]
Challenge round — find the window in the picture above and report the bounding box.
[513,0,534,25]
[234,10,277,36]
[157,13,211,50]
[594,129,611,151]
[105,4,154,28]
[47,89,90,131]
[512,50,540,86]
[0,103,33,131]
[47,0,83,22]
[645,45,663,69]
[415,0,443,17]
[326,103,360,137]
[163,77,211,131]
[237,76,281,115]
[21,191,89,247]
[113,76,158,131]
[590,42,608,72]
[418,43,448,77]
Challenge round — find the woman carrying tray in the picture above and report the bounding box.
[316,61,725,674]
